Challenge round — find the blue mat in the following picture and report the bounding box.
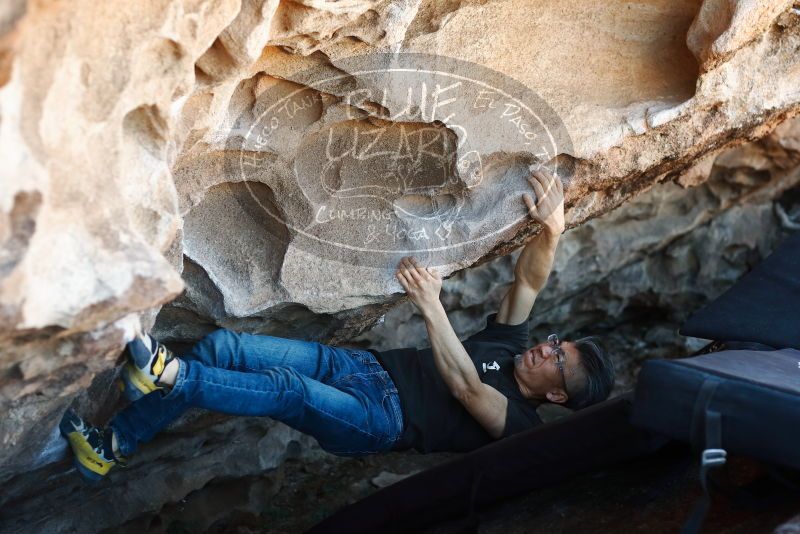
[680,233,800,350]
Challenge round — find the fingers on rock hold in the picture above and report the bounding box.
[523,193,536,211]
[529,176,545,199]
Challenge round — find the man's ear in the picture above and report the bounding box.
[545,389,568,404]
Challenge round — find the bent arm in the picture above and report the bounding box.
[395,256,509,438]
[422,301,508,438]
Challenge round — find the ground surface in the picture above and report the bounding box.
[111,442,799,534]
[439,446,800,534]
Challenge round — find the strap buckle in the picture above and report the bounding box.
[701,448,727,468]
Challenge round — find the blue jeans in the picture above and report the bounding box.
[109,329,404,457]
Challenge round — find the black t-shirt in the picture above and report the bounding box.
[370,313,542,453]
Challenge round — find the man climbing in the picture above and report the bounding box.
[60,169,615,482]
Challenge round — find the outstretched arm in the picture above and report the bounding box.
[396,257,508,438]
[496,169,565,325]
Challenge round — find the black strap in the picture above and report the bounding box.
[689,379,720,451]
[682,379,726,534]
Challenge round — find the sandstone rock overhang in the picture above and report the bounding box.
[2,1,799,347]
[1,1,800,530]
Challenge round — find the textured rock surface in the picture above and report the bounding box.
[2,122,798,534]
[358,117,800,394]
[4,119,795,534]
[1,0,800,532]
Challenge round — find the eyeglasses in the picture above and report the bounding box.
[548,334,569,396]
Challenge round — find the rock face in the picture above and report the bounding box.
[1,0,800,532]
[359,118,800,391]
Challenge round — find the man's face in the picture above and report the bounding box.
[513,339,583,404]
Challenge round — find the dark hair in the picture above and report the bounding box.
[565,337,615,410]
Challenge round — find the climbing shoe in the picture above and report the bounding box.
[119,333,175,402]
[59,408,126,482]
